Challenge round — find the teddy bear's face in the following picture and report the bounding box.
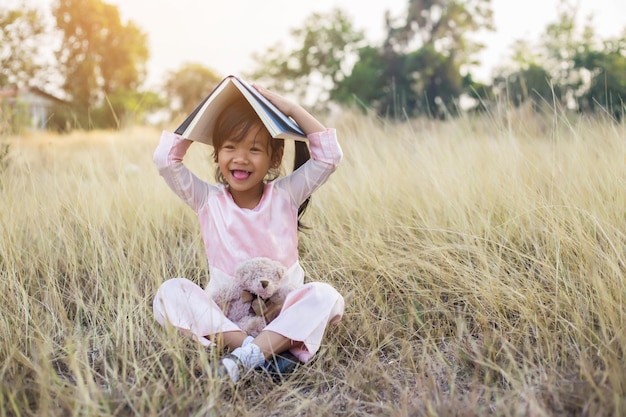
[246,271,280,300]
[235,257,285,300]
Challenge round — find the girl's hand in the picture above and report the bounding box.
[252,83,325,135]
[252,83,296,117]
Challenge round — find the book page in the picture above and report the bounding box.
[180,78,240,145]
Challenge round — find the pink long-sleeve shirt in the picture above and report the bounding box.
[153,128,342,295]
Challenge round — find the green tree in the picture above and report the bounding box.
[336,0,493,118]
[461,72,495,113]
[544,1,626,118]
[249,8,365,108]
[487,1,580,111]
[53,0,149,128]
[330,46,387,111]
[391,0,493,117]
[489,0,626,116]
[164,63,222,115]
[406,45,464,118]
[492,63,560,109]
[540,0,582,91]
[0,2,47,87]
[333,46,419,118]
[574,37,626,120]
[392,0,493,60]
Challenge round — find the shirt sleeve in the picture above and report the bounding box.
[308,128,342,166]
[275,128,342,207]
[153,130,210,212]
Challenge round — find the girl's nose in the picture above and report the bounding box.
[232,151,248,163]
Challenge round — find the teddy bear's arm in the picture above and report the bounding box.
[242,290,254,303]
[251,297,267,317]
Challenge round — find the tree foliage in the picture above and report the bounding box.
[53,0,149,128]
[164,63,222,115]
[391,0,493,60]
[486,0,626,118]
[335,0,493,118]
[0,2,47,87]
[492,64,561,109]
[574,38,626,120]
[334,47,415,118]
[333,44,465,119]
[330,46,388,111]
[248,2,494,119]
[248,8,365,107]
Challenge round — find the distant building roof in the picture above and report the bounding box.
[0,86,67,104]
[0,86,69,130]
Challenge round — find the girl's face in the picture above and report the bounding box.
[216,123,283,207]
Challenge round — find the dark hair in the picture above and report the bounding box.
[293,140,311,229]
[212,99,311,230]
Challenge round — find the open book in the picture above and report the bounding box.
[174,75,307,145]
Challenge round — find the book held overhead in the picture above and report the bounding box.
[175,75,307,145]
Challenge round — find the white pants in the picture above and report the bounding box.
[153,278,344,362]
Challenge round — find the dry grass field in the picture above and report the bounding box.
[0,108,625,416]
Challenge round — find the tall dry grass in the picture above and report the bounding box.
[0,108,624,416]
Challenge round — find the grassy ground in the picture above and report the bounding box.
[0,108,625,416]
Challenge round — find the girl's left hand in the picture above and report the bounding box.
[252,83,297,117]
[253,82,326,134]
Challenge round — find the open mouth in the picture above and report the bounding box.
[232,170,251,180]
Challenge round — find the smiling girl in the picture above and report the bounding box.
[152,83,345,383]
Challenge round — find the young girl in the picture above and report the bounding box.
[152,83,345,383]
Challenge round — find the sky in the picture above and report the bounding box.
[33,0,626,88]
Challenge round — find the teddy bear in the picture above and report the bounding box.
[212,257,296,337]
